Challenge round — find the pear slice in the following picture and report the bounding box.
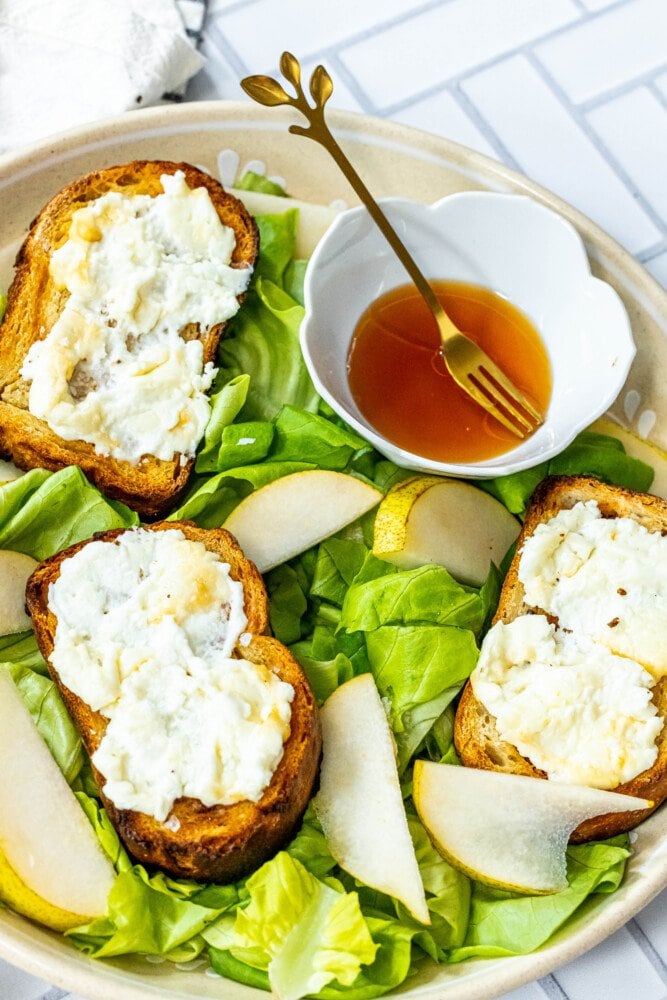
[591,416,667,500]
[0,550,38,635]
[224,471,382,572]
[372,477,520,586]
[0,459,23,484]
[413,761,651,894]
[229,188,342,258]
[0,669,116,930]
[315,674,429,924]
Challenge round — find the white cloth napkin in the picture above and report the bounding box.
[0,0,205,153]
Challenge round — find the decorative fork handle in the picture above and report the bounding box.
[241,52,458,341]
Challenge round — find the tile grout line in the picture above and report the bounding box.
[323,51,380,116]
[524,49,667,239]
[638,237,667,263]
[576,62,667,114]
[335,3,587,115]
[538,972,571,999]
[448,82,523,171]
[214,0,453,76]
[649,79,667,112]
[627,918,667,985]
[202,18,252,77]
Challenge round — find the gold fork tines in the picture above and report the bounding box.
[241,53,544,440]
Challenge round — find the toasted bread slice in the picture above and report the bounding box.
[26,522,322,882]
[0,161,259,519]
[455,476,667,842]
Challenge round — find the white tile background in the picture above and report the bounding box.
[189,0,667,290]
[2,0,666,998]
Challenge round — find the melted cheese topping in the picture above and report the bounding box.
[519,500,667,679]
[21,171,251,464]
[48,529,293,821]
[471,614,661,788]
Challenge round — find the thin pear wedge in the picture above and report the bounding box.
[224,470,382,572]
[591,417,667,500]
[0,669,116,930]
[229,187,341,258]
[0,550,37,635]
[372,477,520,586]
[413,761,651,894]
[315,674,430,924]
[0,459,22,484]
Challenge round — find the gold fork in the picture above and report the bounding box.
[241,53,544,438]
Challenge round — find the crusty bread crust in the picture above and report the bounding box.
[26,522,322,882]
[455,476,667,842]
[0,161,259,519]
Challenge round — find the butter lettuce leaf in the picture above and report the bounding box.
[448,836,631,960]
[237,171,288,198]
[365,625,478,767]
[481,430,653,515]
[196,373,251,473]
[0,631,46,675]
[340,565,486,635]
[254,211,298,285]
[0,466,138,560]
[231,852,377,1000]
[266,564,309,645]
[270,406,368,471]
[220,277,318,422]
[169,461,314,526]
[69,797,239,960]
[310,539,392,608]
[7,662,83,783]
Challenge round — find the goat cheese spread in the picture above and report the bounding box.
[519,500,667,679]
[21,171,251,464]
[471,501,665,788]
[471,614,661,788]
[48,529,294,821]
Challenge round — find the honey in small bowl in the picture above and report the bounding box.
[347,280,551,464]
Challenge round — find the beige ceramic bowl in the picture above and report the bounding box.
[0,101,666,1000]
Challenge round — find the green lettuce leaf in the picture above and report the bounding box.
[365,625,478,767]
[270,407,368,470]
[481,430,653,515]
[7,663,83,783]
[448,836,631,960]
[237,171,288,197]
[284,259,307,305]
[266,564,309,645]
[285,804,338,879]
[196,374,251,473]
[0,467,138,559]
[254,211,298,285]
[232,852,377,1000]
[290,648,355,704]
[310,539,392,608]
[209,946,270,990]
[340,565,485,635]
[0,631,46,675]
[219,277,318,421]
[169,461,314,526]
[316,917,416,1000]
[407,815,470,955]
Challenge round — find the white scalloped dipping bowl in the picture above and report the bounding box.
[301,191,636,478]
